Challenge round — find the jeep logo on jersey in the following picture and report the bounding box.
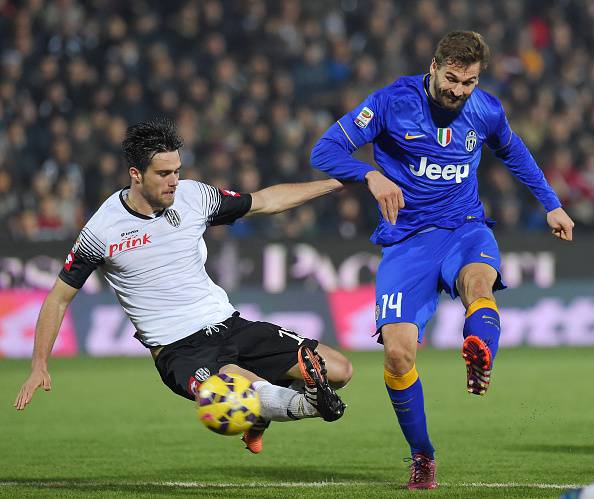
[354,106,374,128]
[109,233,152,257]
[437,127,452,147]
[465,130,477,152]
[164,208,181,227]
[409,157,469,183]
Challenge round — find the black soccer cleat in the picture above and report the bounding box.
[297,346,346,422]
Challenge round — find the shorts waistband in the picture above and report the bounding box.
[148,312,240,358]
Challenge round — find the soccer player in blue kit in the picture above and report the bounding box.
[310,31,574,489]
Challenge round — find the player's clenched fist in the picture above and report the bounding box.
[365,170,405,225]
[546,207,574,241]
[14,369,51,410]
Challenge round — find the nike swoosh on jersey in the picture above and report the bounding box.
[404,132,426,140]
[480,252,496,259]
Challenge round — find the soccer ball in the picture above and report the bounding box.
[196,373,261,436]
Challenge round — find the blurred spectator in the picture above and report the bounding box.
[546,147,594,226]
[337,195,366,240]
[0,169,18,237]
[1,0,593,243]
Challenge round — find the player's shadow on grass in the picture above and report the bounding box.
[509,444,594,455]
[224,464,386,481]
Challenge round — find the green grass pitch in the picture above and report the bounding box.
[2,348,593,498]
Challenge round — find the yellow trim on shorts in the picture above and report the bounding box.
[384,364,419,390]
[465,297,499,318]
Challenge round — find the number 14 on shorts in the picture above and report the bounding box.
[380,292,402,319]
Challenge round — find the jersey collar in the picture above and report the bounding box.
[422,73,464,126]
[119,187,165,220]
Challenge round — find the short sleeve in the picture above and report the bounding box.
[59,227,106,289]
[193,182,252,226]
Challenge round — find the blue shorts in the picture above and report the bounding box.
[375,221,505,342]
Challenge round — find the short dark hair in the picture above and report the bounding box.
[434,31,490,72]
[122,117,183,172]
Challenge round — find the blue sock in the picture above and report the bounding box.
[463,298,501,360]
[385,365,434,458]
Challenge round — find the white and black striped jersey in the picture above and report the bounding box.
[59,180,252,347]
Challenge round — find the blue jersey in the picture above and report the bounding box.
[311,74,561,245]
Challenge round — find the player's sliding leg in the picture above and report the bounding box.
[382,324,437,490]
[219,364,318,422]
[220,364,314,454]
[220,359,347,454]
[222,317,352,453]
[457,263,501,395]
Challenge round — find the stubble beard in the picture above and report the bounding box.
[433,77,468,111]
[142,188,174,211]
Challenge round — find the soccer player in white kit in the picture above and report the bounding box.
[14,118,352,454]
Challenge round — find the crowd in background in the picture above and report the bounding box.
[1,0,593,242]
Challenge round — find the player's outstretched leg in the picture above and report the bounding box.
[220,364,318,454]
[457,263,501,395]
[297,346,347,422]
[462,297,501,395]
[382,324,436,490]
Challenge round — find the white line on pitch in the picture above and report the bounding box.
[0,480,585,490]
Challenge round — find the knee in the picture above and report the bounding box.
[460,269,497,303]
[463,273,494,302]
[330,356,354,388]
[384,344,415,375]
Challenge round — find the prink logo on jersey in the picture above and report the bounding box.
[109,233,151,257]
[409,157,469,183]
[354,107,374,128]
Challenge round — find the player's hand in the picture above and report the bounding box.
[365,171,405,225]
[14,369,52,411]
[546,207,574,241]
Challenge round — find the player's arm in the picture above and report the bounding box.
[487,104,574,241]
[310,95,404,225]
[247,179,343,216]
[14,278,79,410]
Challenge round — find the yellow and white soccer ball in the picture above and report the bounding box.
[196,373,261,435]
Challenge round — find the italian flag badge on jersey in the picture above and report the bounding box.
[437,127,452,147]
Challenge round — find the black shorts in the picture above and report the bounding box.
[154,313,318,401]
